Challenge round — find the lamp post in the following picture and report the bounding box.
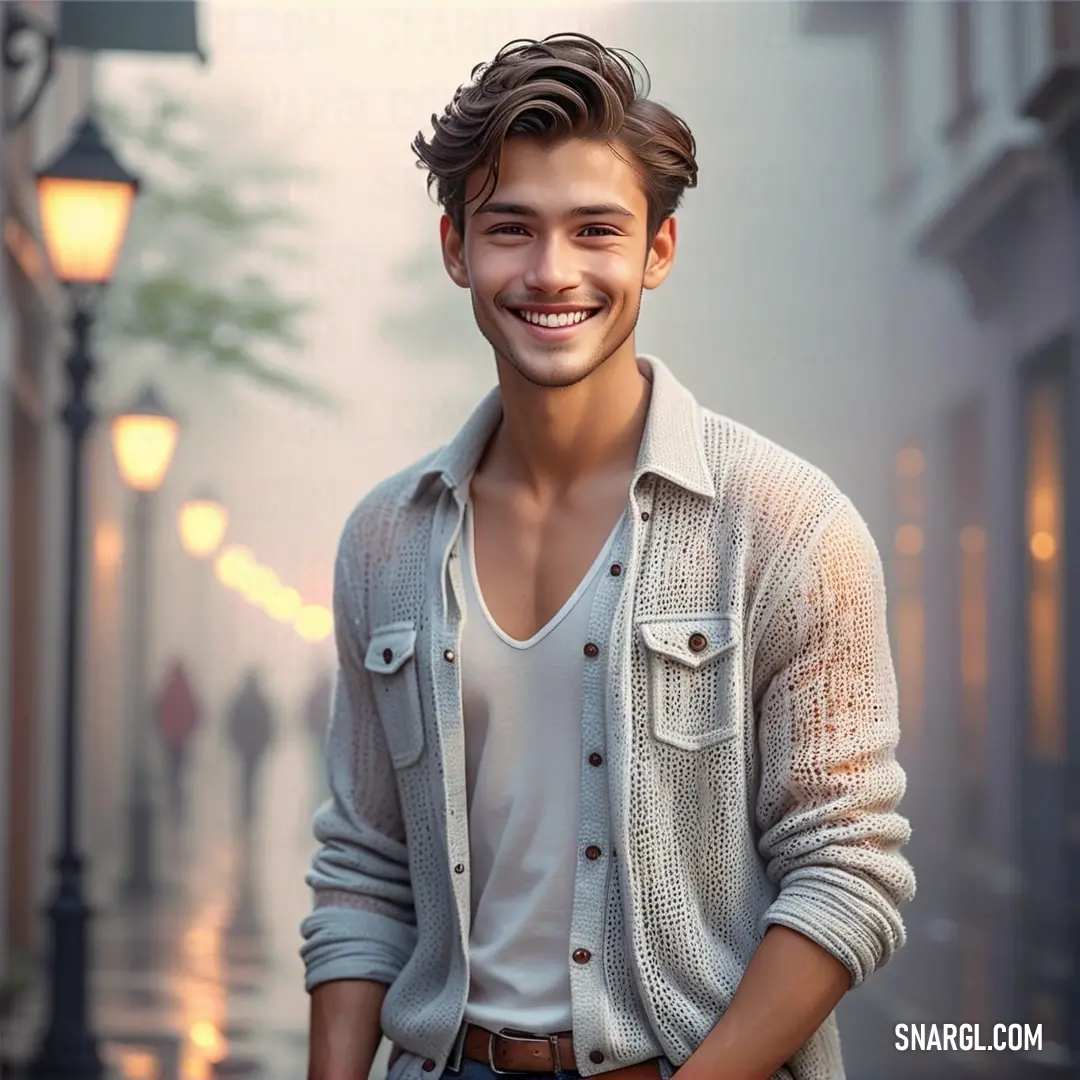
[111,387,179,902]
[26,115,140,1080]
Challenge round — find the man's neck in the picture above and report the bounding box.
[482,347,651,497]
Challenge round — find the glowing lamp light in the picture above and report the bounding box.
[188,1019,226,1060]
[93,519,124,571]
[266,585,302,622]
[1030,531,1056,562]
[111,386,179,493]
[241,565,279,607]
[295,604,333,643]
[214,545,255,589]
[178,495,228,558]
[112,1048,159,1080]
[895,446,925,479]
[34,116,140,286]
[894,524,924,557]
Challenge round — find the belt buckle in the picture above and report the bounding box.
[487,1029,563,1075]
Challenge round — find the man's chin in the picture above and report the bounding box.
[502,347,607,390]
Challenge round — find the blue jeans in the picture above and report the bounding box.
[442,1059,582,1080]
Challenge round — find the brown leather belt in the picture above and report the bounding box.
[461,1024,662,1077]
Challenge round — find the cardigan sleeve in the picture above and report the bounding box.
[754,496,916,986]
[299,516,418,991]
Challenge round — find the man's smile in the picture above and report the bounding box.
[504,303,605,335]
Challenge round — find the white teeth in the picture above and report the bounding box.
[516,309,595,328]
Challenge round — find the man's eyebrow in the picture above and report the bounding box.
[474,201,636,218]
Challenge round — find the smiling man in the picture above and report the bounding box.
[302,34,915,1080]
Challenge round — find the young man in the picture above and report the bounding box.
[303,34,915,1080]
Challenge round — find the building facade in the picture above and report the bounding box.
[0,0,99,1002]
[802,1,1079,1074]
[1,0,203,1030]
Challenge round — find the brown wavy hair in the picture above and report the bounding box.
[411,33,698,241]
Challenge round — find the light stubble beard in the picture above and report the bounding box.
[474,291,643,390]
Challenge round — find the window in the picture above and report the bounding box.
[1018,337,1071,1058]
[948,400,988,838]
[947,398,990,1029]
[893,445,926,764]
[1024,368,1066,765]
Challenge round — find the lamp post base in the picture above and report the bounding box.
[25,854,104,1080]
[26,1035,104,1080]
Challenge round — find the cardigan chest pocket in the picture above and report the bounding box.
[364,621,425,769]
[638,614,743,750]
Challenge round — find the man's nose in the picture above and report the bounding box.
[522,235,581,294]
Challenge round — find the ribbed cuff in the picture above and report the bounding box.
[300,906,418,991]
[759,867,906,987]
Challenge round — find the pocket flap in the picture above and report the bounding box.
[364,622,417,675]
[638,615,739,669]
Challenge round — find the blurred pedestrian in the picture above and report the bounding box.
[155,659,200,825]
[303,666,334,813]
[225,668,276,833]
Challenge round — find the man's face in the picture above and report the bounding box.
[440,137,676,389]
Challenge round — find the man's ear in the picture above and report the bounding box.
[643,216,677,291]
[440,215,470,289]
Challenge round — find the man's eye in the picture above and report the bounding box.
[580,226,619,237]
[490,225,528,235]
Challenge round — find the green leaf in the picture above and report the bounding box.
[96,82,332,410]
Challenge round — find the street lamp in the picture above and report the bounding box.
[26,115,140,1080]
[110,387,179,903]
[178,492,228,558]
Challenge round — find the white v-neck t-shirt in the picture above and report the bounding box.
[459,501,625,1035]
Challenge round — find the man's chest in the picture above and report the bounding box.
[365,490,754,767]
[467,483,630,643]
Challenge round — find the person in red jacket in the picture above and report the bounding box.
[155,659,201,825]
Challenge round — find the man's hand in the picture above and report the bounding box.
[308,979,388,1080]
[674,926,852,1080]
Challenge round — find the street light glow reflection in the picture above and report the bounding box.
[240,564,279,606]
[188,1021,225,1057]
[93,519,123,571]
[214,545,255,589]
[210,541,328,641]
[295,604,333,642]
[266,584,302,622]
